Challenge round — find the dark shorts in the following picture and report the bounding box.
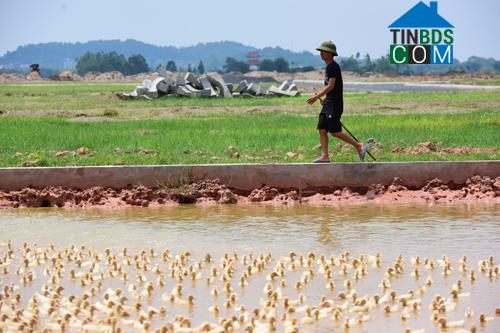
[317,103,343,133]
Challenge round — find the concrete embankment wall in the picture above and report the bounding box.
[0,161,498,191]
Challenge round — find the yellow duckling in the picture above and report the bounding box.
[343,316,358,329]
[384,303,400,314]
[479,313,494,324]
[344,279,353,290]
[378,278,391,290]
[140,282,154,297]
[450,290,470,299]
[465,306,474,318]
[209,305,220,317]
[425,276,433,287]
[175,294,194,307]
[398,290,415,301]
[400,308,411,321]
[438,318,464,329]
[284,318,299,333]
[300,309,318,325]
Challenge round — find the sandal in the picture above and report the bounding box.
[358,143,369,162]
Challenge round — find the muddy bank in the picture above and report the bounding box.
[0,175,498,208]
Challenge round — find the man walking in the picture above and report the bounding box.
[307,41,369,163]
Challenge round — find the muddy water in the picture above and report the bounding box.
[1,203,499,332]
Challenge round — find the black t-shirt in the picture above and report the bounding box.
[324,60,343,110]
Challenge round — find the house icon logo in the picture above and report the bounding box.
[388,1,454,64]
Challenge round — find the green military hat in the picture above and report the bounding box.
[316,41,338,56]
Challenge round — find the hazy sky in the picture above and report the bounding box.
[1,0,499,61]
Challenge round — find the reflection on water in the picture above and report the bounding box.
[1,203,499,260]
[1,203,499,332]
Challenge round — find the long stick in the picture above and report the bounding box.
[340,122,376,161]
[318,97,376,161]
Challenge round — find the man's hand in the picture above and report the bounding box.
[307,95,319,105]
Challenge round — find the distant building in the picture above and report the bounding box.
[246,51,261,71]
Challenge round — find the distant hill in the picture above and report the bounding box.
[0,39,323,70]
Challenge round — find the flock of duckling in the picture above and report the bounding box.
[0,241,498,333]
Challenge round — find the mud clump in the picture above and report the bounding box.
[422,178,448,192]
[366,183,386,198]
[392,141,438,154]
[249,186,279,202]
[0,176,499,208]
[168,179,237,204]
[392,141,500,155]
[120,185,158,207]
[463,175,499,198]
[386,177,408,193]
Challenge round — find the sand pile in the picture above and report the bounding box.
[26,71,43,80]
[82,71,101,80]
[53,70,82,81]
[93,71,125,81]
[0,72,26,83]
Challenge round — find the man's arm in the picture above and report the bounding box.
[307,77,335,105]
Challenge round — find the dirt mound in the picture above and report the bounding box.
[82,71,101,80]
[464,175,500,198]
[83,71,155,81]
[168,178,238,204]
[93,71,125,81]
[0,72,26,83]
[125,72,160,82]
[26,71,43,81]
[392,141,499,155]
[52,71,82,81]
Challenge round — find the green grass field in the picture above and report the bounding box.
[0,82,498,167]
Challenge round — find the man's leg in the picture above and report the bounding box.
[332,132,363,153]
[318,129,330,161]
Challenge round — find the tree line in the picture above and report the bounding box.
[222,57,314,74]
[71,51,500,76]
[339,52,500,75]
[75,52,149,76]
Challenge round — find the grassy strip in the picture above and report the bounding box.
[1,83,499,114]
[0,109,498,167]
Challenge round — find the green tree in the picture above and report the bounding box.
[126,55,149,75]
[373,54,395,74]
[340,56,360,73]
[274,58,290,72]
[75,52,149,76]
[362,53,374,72]
[76,52,125,75]
[197,60,205,74]
[223,57,249,73]
[259,59,276,71]
[166,60,177,72]
[493,60,500,72]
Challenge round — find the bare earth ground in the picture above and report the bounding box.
[0,176,499,209]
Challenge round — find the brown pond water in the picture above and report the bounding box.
[0,203,499,332]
